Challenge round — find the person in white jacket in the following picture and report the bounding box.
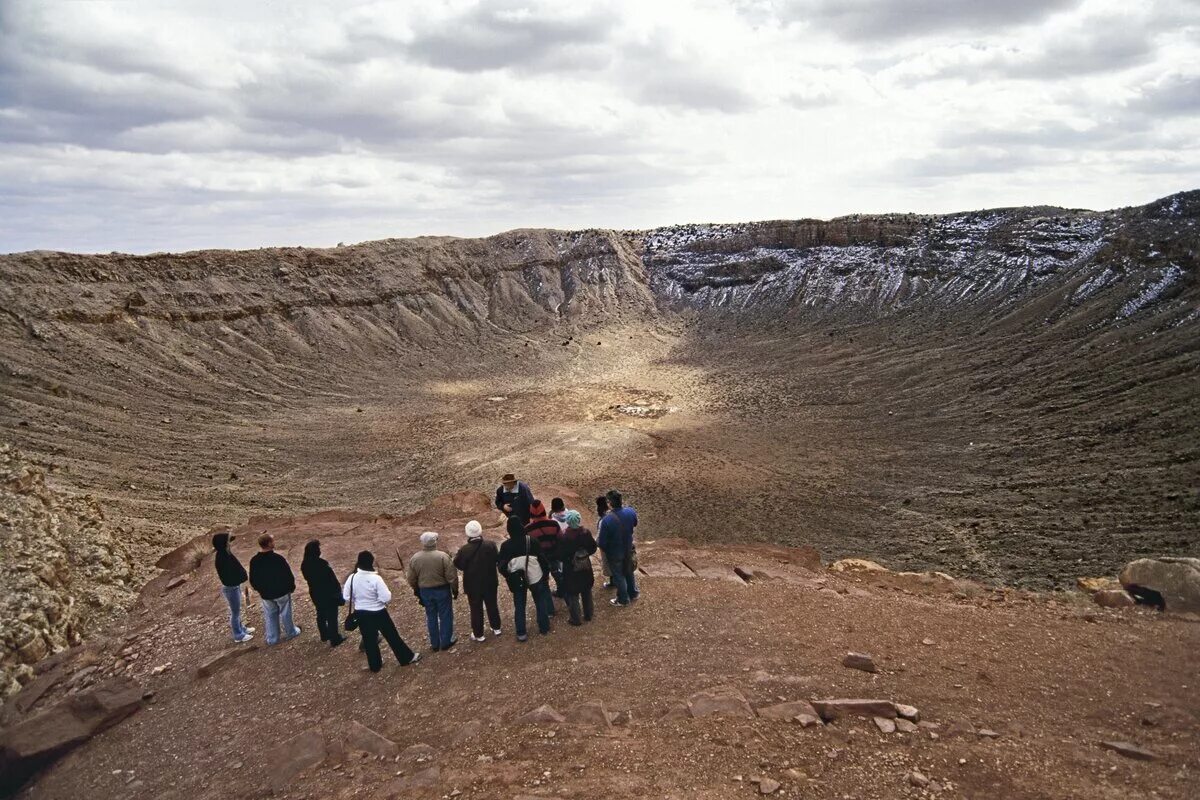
[342,550,421,672]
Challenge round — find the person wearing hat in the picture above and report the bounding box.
[453,520,503,642]
[406,531,459,651]
[494,473,534,524]
[212,530,254,643]
[555,511,598,626]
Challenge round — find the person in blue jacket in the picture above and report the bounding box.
[597,489,640,606]
[494,472,534,523]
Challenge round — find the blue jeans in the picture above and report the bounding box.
[221,585,249,641]
[609,555,639,604]
[511,581,552,638]
[260,594,301,645]
[419,586,455,649]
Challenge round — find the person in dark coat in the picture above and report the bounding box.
[495,473,534,523]
[212,531,254,643]
[525,499,563,604]
[300,539,345,648]
[453,520,502,642]
[555,511,598,626]
[496,514,553,641]
[248,533,302,645]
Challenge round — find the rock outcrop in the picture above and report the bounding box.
[1119,558,1200,612]
[0,446,141,698]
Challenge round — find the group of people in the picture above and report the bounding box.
[210,474,640,673]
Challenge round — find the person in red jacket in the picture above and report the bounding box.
[524,499,562,612]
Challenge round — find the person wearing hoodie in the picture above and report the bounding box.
[453,520,502,642]
[212,531,254,643]
[496,515,553,641]
[555,511,598,626]
[343,550,421,672]
[300,539,345,648]
[525,499,563,604]
[248,533,302,645]
[406,531,459,652]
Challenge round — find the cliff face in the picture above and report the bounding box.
[642,191,1198,325]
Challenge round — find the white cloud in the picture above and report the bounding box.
[0,0,1196,253]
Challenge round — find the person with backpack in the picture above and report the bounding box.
[525,499,564,604]
[212,530,254,643]
[300,539,345,648]
[249,534,303,644]
[597,490,640,606]
[496,515,552,641]
[555,511,598,626]
[453,520,502,642]
[343,550,421,672]
[406,531,459,652]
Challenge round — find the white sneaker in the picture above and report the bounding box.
[492,628,503,636]
[245,627,256,634]
[471,634,486,642]
[408,653,422,665]
[235,633,253,643]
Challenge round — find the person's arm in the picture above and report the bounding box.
[496,542,511,575]
[248,556,261,595]
[585,531,598,555]
[342,574,353,603]
[284,559,297,595]
[405,557,419,590]
[452,547,466,571]
[495,487,505,512]
[376,575,392,605]
[520,482,534,506]
[446,555,459,599]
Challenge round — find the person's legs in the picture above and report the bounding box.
[582,587,594,621]
[511,588,528,640]
[484,588,502,633]
[222,585,247,640]
[317,602,343,645]
[278,594,301,639]
[565,591,582,625]
[538,579,556,619]
[532,581,552,634]
[467,592,484,638]
[609,557,630,604]
[376,611,416,665]
[419,588,440,649]
[433,587,455,649]
[358,611,383,672]
[626,559,639,600]
[261,597,281,644]
[601,551,612,588]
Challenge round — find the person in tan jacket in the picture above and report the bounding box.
[407,531,459,651]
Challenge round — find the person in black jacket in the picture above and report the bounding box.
[555,511,598,626]
[212,531,255,643]
[496,515,552,641]
[300,539,345,648]
[249,534,302,646]
[453,520,502,642]
[495,473,534,524]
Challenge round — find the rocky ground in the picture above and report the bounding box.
[4,489,1197,800]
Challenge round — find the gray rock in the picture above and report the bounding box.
[842,652,877,673]
[1119,558,1200,611]
[1100,741,1161,761]
[810,699,898,721]
[757,700,819,721]
[873,716,896,734]
[518,705,565,725]
[687,686,756,719]
[195,644,258,679]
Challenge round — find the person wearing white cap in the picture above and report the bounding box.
[406,531,459,651]
[453,520,503,642]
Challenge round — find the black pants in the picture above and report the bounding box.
[314,600,344,645]
[467,589,502,637]
[356,609,415,671]
[565,589,594,625]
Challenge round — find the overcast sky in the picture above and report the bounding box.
[1,0,1197,253]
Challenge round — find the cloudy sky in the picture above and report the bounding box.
[1,0,1197,253]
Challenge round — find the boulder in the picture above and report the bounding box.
[842,652,877,673]
[268,727,326,790]
[566,701,611,727]
[895,718,918,733]
[873,716,896,734]
[894,703,920,721]
[1100,741,1160,761]
[1119,558,1200,612]
[518,705,565,725]
[0,678,145,793]
[687,686,755,719]
[345,721,399,758]
[757,700,819,722]
[810,699,898,722]
[195,644,258,679]
[1093,588,1135,608]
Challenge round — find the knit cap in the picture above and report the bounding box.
[565,510,582,527]
[465,520,483,540]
